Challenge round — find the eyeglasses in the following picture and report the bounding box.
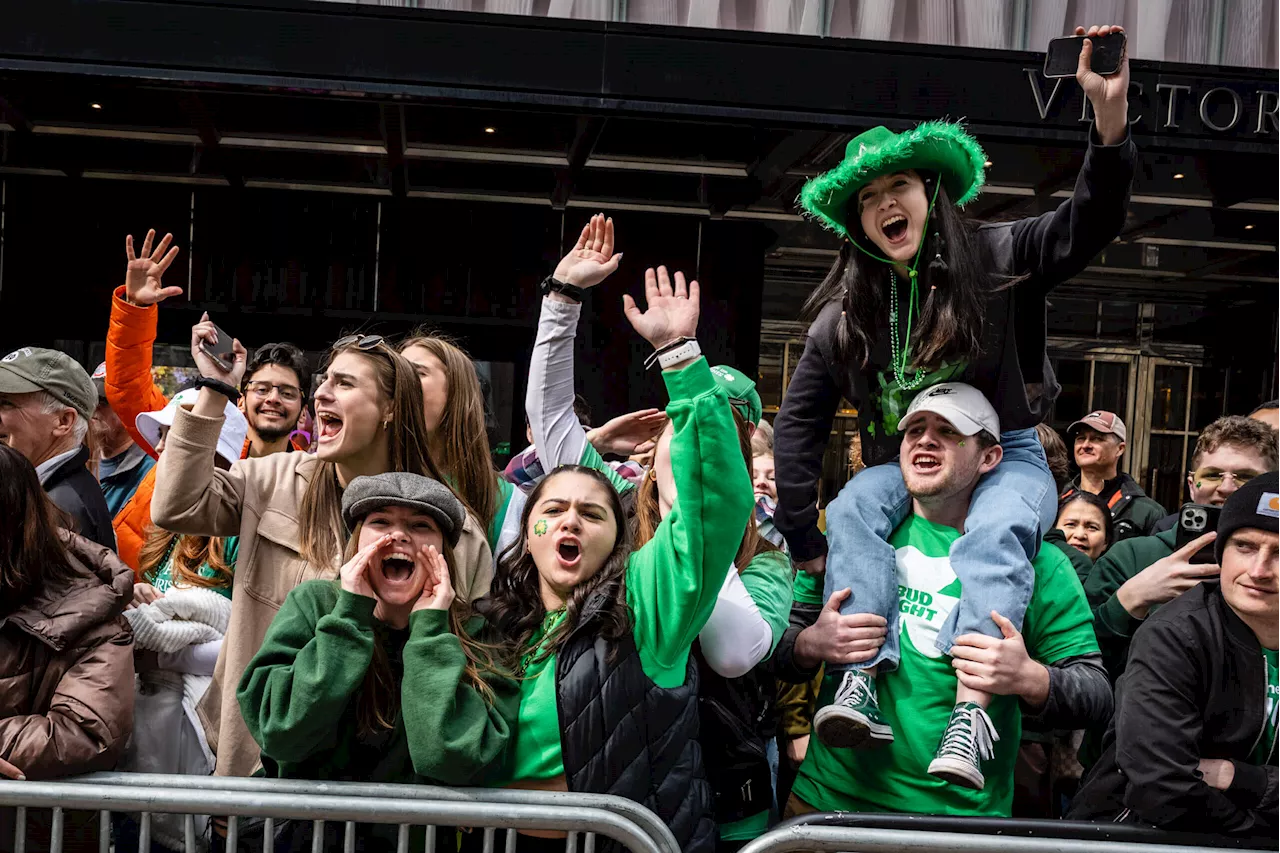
[333,334,386,351]
[245,380,303,403]
[1191,469,1260,487]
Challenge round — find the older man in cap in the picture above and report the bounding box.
[0,347,116,549]
[1061,410,1165,541]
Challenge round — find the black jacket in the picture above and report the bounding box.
[43,445,116,552]
[773,131,1136,562]
[1062,472,1166,542]
[554,595,715,853]
[1069,583,1278,838]
[694,647,776,828]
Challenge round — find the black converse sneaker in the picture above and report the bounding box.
[813,670,895,749]
[927,701,999,789]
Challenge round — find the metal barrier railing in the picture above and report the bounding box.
[738,812,1275,853]
[0,773,682,853]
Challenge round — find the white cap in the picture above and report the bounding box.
[136,388,249,466]
[896,382,1001,440]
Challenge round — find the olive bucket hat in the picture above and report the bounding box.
[798,120,987,240]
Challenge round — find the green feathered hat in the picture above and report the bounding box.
[798,121,987,240]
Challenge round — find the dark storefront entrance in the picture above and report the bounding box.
[1,0,1275,479]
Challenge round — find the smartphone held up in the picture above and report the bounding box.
[1044,31,1126,78]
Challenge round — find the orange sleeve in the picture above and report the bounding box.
[105,286,171,460]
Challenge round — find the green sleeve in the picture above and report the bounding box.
[577,437,636,496]
[1042,528,1092,583]
[400,611,519,785]
[792,568,823,606]
[626,358,754,682]
[1083,540,1147,642]
[237,582,375,765]
[1022,544,1100,665]
[741,551,795,652]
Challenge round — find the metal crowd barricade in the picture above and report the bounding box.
[0,772,682,853]
[738,813,1276,853]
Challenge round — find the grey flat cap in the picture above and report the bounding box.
[341,472,466,546]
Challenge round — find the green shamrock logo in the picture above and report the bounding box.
[534,519,548,536]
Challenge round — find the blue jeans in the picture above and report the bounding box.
[822,426,1056,673]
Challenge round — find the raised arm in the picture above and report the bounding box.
[150,315,250,537]
[106,229,184,457]
[526,214,637,494]
[625,267,753,667]
[1001,25,1135,291]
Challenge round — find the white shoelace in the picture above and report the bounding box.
[938,705,1000,764]
[834,670,872,708]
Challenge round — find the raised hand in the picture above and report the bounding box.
[340,534,391,599]
[950,611,1046,702]
[413,544,455,613]
[552,213,622,290]
[124,230,184,306]
[587,408,668,457]
[1075,24,1129,145]
[623,266,700,351]
[794,587,888,668]
[191,311,247,387]
[1117,531,1219,619]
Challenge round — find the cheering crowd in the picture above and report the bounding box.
[1,23,1277,853]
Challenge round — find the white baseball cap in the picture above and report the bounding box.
[896,382,1001,440]
[136,388,249,466]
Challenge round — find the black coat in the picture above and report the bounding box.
[44,445,116,552]
[773,130,1136,563]
[1069,583,1278,838]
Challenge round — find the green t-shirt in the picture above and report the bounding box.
[1253,647,1279,764]
[148,536,238,600]
[792,515,1098,817]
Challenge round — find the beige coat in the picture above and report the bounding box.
[151,406,493,778]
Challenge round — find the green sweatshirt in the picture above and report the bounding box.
[503,358,754,782]
[1042,528,1094,584]
[1083,527,1178,683]
[238,580,519,786]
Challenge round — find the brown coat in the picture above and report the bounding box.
[0,533,135,853]
[150,405,494,779]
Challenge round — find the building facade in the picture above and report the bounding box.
[1,0,1275,508]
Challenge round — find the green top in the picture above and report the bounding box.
[1254,647,1279,765]
[792,516,1098,817]
[501,358,754,783]
[1082,527,1178,683]
[237,580,519,786]
[148,536,238,600]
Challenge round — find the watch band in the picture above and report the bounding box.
[194,376,242,404]
[539,275,587,303]
[657,340,701,370]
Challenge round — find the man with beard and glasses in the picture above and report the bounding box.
[779,383,1109,814]
[106,228,310,571]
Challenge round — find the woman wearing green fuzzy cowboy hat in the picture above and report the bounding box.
[774,24,1134,805]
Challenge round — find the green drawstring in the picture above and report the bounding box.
[845,177,944,385]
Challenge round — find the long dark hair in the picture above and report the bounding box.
[0,444,76,611]
[486,466,633,666]
[801,173,990,370]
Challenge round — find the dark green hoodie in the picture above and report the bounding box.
[238,580,518,786]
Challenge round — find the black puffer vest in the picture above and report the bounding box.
[556,595,716,853]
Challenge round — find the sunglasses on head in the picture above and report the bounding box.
[332,334,386,351]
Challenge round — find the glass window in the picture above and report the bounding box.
[1047,298,1098,337]
[1147,433,1188,512]
[1049,357,1090,428]
[1099,301,1138,340]
[1190,365,1228,432]
[1150,364,1191,431]
[1093,361,1130,420]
